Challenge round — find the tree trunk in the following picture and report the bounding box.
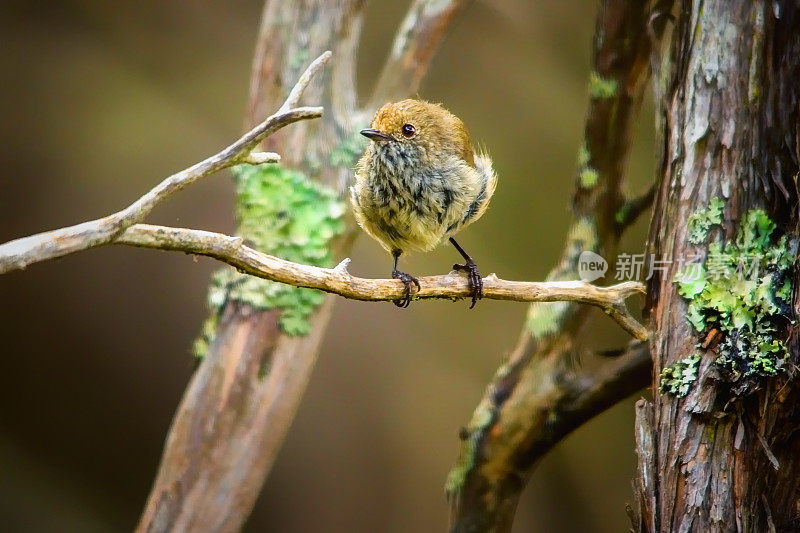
[634,1,800,531]
[137,6,364,531]
[138,1,468,530]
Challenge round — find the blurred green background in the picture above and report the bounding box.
[0,1,655,531]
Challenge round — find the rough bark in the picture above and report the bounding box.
[633,1,800,531]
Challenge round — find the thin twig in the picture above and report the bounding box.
[280,51,332,111]
[0,52,332,275]
[117,223,648,340]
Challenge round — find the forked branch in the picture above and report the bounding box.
[0,51,332,275]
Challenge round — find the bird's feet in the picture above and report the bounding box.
[392,269,420,308]
[453,259,483,309]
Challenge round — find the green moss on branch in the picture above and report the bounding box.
[194,164,345,356]
[588,72,618,98]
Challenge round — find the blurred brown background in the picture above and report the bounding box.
[0,1,655,531]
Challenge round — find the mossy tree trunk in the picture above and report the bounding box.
[633,1,800,531]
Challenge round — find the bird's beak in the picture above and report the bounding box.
[360,128,393,142]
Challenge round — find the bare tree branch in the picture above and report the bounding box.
[368,0,471,110]
[280,51,333,111]
[448,342,652,532]
[0,52,331,275]
[115,223,648,339]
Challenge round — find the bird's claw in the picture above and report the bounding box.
[453,260,483,309]
[392,270,420,308]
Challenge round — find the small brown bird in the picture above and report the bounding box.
[350,99,497,308]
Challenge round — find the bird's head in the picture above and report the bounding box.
[360,99,474,169]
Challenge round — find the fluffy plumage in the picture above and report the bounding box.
[351,99,497,253]
[350,99,497,308]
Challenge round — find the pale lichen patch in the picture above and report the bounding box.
[194,164,345,357]
[588,72,618,99]
[659,354,701,397]
[687,196,724,244]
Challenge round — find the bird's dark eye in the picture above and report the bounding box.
[401,124,416,138]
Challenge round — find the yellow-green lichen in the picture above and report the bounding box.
[579,168,599,188]
[687,196,724,244]
[577,144,590,167]
[445,402,495,497]
[566,217,598,254]
[576,144,598,189]
[445,441,476,498]
[615,204,630,225]
[194,164,345,357]
[671,202,795,394]
[588,72,618,99]
[659,354,701,397]
[193,310,219,359]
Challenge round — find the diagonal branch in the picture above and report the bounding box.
[0,52,331,275]
[457,340,651,486]
[447,342,653,532]
[368,0,471,110]
[116,223,648,340]
[527,341,651,459]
